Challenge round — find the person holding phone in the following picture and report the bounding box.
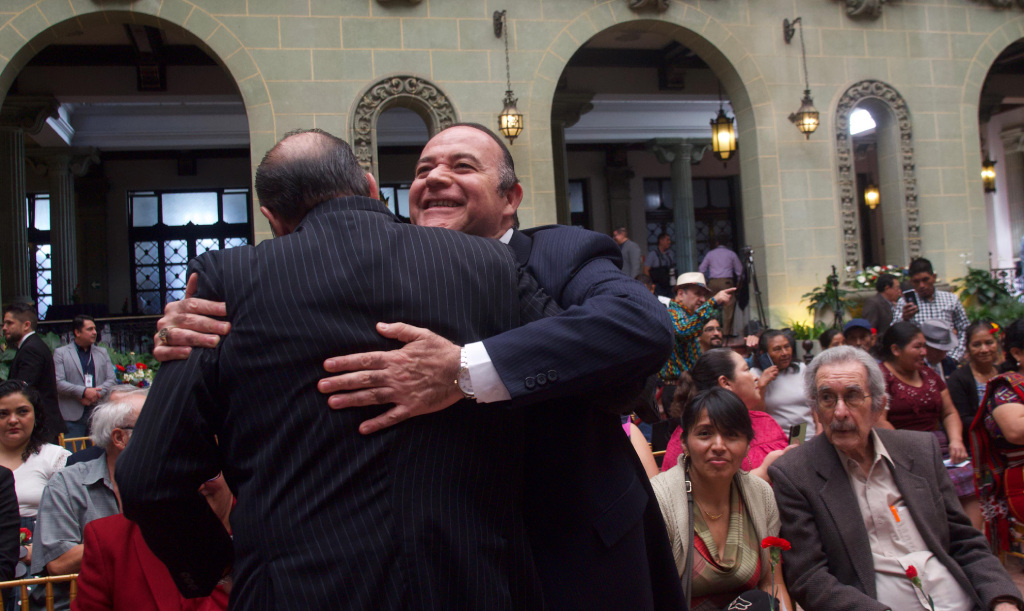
[891,258,970,361]
[752,330,818,435]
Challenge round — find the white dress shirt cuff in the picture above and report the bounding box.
[463,342,511,403]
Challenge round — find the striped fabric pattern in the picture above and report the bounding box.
[118,197,549,611]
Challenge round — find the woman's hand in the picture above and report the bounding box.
[948,439,969,464]
[22,543,31,565]
[758,365,779,389]
[750,445,797,484]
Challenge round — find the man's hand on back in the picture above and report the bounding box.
[319,322,464,435]
[153,273,230,362]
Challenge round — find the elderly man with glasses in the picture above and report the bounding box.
[768,346,1022,611]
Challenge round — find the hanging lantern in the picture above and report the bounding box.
[864,185,880,210]
[498,90,523,144]
[982,157,997,193]
[789,90,819,139]
[710,107,736,163]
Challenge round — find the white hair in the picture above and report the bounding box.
[804,345,888,414]
[90,388,147,449]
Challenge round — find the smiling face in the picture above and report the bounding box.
[699,320,724,351]
[408,126,522,239]
[0,392,35,453]
[681,410,749,480]
[767,334,793,370]
[967,328,999,367]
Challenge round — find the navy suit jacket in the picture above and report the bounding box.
[118,197,555,611]
[9,333,65,442]
[484,226,684,611]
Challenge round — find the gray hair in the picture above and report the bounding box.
[90,388,147,449]
[804,345,888,414]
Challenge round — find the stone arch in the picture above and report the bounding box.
[834,80,919,270]
[350,76,458,178]
[525,1,779,305]
[961,18,1024,106]
[0,1,271,121]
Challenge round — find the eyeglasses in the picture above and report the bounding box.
[816,390,871,410]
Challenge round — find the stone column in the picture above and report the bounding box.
[604,146,634,235]
[550,92,594,226]
[647,138,709,273]
[28,148,99,306]
[0,128,30,304]
[0,96,59,306]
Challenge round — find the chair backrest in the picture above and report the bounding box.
[58,434,92,453]
[0,574,78,611]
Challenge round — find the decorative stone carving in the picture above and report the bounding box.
[834,80,919,270]
[0,96,60,134]
[840,0,889,19]
[627,0,670,12]
[350,76,457,176]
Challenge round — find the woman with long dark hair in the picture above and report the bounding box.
[947,320,1000,447]
[652,388,792,611]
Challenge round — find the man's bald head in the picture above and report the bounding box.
[255,129,370,228]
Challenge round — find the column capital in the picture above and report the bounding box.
[551,91,595,129]
[0,96,60,134]
[646,138,711,165]
[26,147,100,177]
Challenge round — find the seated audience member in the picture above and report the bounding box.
[651,388,793,611]
[842,318,875,353]
[662,349,790,483]
[31,390,145,586]
[880,322,980,528]
[0,380,70,572]
[818,328,844,350]
[970,319,1024,561]
[947,320,999,448]
[922,319,959,381]
[699,319,725,353]
[752,330,816,434]
[73,473,233,611]
[65,385,142,467]
[770,346,1022,611]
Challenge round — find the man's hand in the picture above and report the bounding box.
[901,301,919,320]
[153,273,230,362]
[82,387,101,404]
[319,322,463,435]
[713,287,736,305]
[744,335,759,349]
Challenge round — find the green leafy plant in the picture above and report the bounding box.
[786,319,828,341]
[953,268,1013,309]
[801,276,853,327]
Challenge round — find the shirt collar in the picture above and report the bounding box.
[499,228,514,244]
[17,331,34,349]
[837,429,893,475]
[82,452,112,487]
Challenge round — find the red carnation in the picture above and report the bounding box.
[760,536,792,551]
[136,363,146,370]
[116,365,126,372]
[905,565,917,579]
[19,528,30,544]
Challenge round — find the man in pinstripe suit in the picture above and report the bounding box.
[117,130,555,610]
[156,125,686,610]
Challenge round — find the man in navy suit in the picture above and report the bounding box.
[120,130,554,609]
[156,125,684,610]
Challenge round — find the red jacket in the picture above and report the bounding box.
[73,514,228,611]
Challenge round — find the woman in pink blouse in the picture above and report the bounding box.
[661,348,793,483]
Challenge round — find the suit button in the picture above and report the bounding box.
[547,370,558,381]
[524,376,536,390]
[536,373,547,385]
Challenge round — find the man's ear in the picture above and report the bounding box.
[504,183,524,215]
[260,206,294,237]
[365,172,379,199]
[110,428,129,451]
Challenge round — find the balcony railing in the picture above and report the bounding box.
[37,315,159,355]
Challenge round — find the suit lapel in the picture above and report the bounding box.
[131,524,183,611]
[814,440,878,596]
[508,229,533,267]
[71,345,85,378]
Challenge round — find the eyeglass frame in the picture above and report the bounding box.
[814,390,872,410]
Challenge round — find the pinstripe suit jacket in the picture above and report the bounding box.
[117,197,552,611]
[483,226,685,611]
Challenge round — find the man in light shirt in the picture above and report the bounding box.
[769,346,1022,611]
[698,238,743,335]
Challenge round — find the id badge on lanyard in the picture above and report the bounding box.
[84,374,93,387]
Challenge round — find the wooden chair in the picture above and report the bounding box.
[57,434,92,453]
[0,573,78,611]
